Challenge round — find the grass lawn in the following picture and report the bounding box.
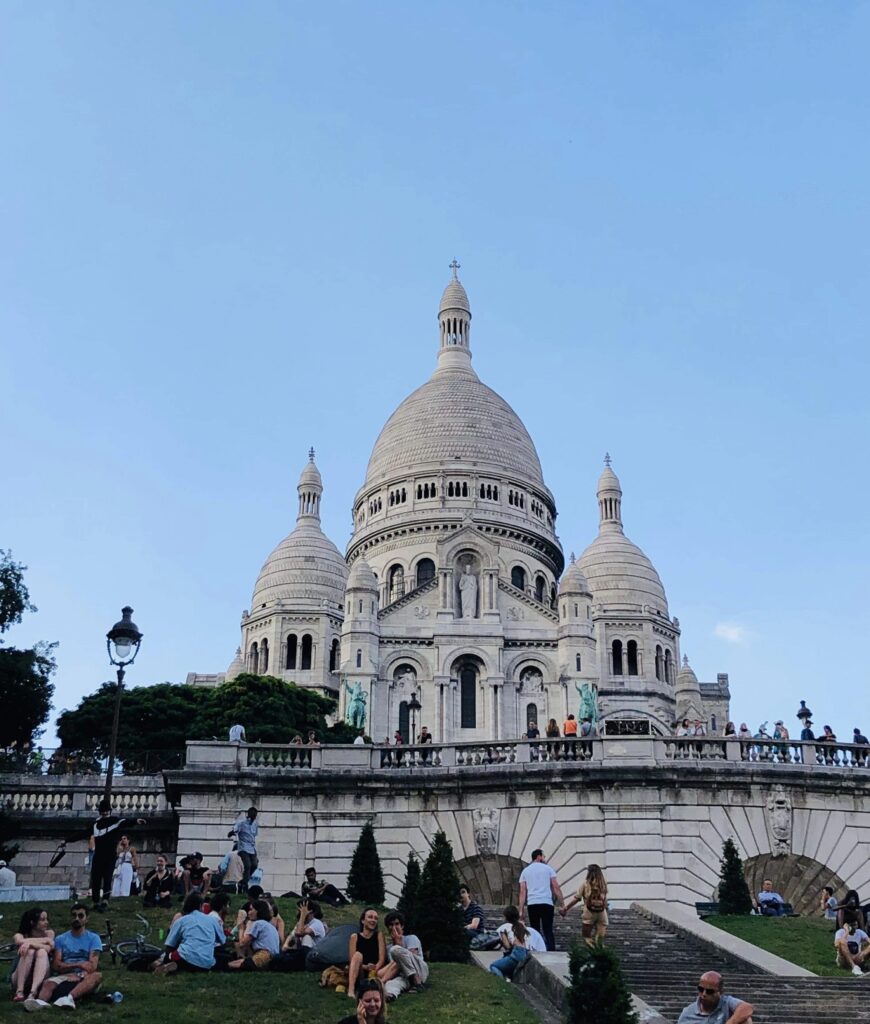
[0,897,539,1023]
[707,914,842,976]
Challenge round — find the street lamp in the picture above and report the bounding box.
[104,606,143,799]
[408,691,422,745]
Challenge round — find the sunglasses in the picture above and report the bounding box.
[697,986,719,995]
[72,912,87,920]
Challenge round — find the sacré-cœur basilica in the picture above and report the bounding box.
[189,267,729,742]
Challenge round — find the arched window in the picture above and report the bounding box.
[448,482,454,497]
[388,564,404,602]
[250,641,259,675]
[493,486,498,500]
[526,703,538,729]
[511,566,527,590]
[286,634,298,670]
[612,639,623,675]
[655,645,663,681]
[301,633,313,670]
[398,701,410,744]
[462,482,468,497]
[550,584,557,608]
[460,666,477,728]
[534,575,546,603]
[416,558,435,587]
[260,638,269,674]
[356,648,362,668]
[480,484,485,498]
[575,654,582,671]
[574,603,579,617]
[329,638,339,672]
[417,485,422,499]
[627,639,638,675]
[664,649,673,684]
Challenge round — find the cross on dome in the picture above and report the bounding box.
[449,258,461,279]
[308,446,316,463]
[604,452,612,467]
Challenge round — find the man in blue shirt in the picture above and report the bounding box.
[24,904,103,1011]
[677,972,754,1023]
[754,879,787,916]
[152,893,226,974]
[229,806,259,891]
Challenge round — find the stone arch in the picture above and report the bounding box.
[503,650,555,683]
[455,854,526,906]
[742,854,848,916]
[599,707,672,736]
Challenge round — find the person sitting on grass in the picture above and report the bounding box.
[835,921,870,976]
[24,903,102,1011]
[152,892,226,976]
[277,899,328,971]
[228,898,280,971]
[264,896,286,946]
[142,854,174,909]
[11,907,55,1004]
[835,889,866,931]
[336,979,387,1024]
[183,852,212,896]
[207,892,232,935]
[677,971,753,1023]
[489,907,536,981]
[301,866,349,906]
[819,885,838,921]
[754,879,786,916]
[347,908,386,999]
[459,884,486,934]
[378,911,428,1001]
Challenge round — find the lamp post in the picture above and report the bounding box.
[408,691,422,745]
[104,606,143,800]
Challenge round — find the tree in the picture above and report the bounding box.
[416,830,469,963]
[567,939,639,1024]
[346,821,385,904]
[57,673,340,770]
[396,851,422,934]
[718,837,753,914]
[0,551,56,751]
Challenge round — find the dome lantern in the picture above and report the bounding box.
[437,259,472,369]
[597,452,623,533]
[297,446,323,523]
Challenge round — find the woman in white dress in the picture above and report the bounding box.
[111,834,139,897]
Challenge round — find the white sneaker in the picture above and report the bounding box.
[23,999,51,1012]
[53,996,76,1009]
[853,965,863,977]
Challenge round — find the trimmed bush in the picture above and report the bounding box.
[396,850,422,935]
[718,837,753,915]
[416,830,469,962]
[346,821,385,905]
[567,939,639,1024]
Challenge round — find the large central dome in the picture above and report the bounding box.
[363,273,545,489]
[364,362,545,487]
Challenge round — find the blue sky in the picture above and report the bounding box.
[2,2,868,743]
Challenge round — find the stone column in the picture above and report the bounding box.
[437,568,455,620]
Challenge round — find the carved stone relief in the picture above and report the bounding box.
[767,784,792,857]
[472,806,499,855]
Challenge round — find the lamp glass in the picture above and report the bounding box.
[113,639,132,661]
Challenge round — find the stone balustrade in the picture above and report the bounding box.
[182,736,870,772]
[0,774,171,815]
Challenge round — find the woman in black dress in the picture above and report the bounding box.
[347,908,386,1000]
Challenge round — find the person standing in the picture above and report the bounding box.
[89,799,146,909]
[518,849,564,951]
[560,863,609,946]
[110,834,138,897]
[230,807,259,891]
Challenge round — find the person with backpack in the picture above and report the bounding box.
[560,863,609,946]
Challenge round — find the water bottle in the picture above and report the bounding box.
[102,992,123,1004]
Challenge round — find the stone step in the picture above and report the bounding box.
[480,905,870,1024]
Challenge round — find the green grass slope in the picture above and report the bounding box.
[707,914,842,976]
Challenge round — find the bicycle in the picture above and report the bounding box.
[104,914,163,965]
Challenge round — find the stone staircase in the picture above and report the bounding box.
[482,905,870,1023]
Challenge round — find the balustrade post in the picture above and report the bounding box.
[725,738,741,762]
[515,740,531,764]
[439,745,456,767]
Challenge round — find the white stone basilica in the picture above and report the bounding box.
[190,270,730,740]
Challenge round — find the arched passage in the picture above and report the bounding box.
[455,853,527,906]
[741,854,847,916]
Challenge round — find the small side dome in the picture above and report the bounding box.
[597,464,622,495]
[439,278,470,314]
[226,647,245,681]
[347,557,378,592]
[559,559,591,596]
[676,654,698,688]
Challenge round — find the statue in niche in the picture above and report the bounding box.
[396,667,416,691]
[345,681,368,731]
[459,563,478,619]
[472,806,499,855]
[767,784,792,857]
[520,668,544,694]
[575,680,600,725]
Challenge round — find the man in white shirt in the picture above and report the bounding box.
[835,922,870,976]
[353,730,366,745]
[517,849,564,951]
[0,859,16,888]
[497,908,547,951]
[228,723,246,743]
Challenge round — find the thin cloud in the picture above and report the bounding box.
[714,622,751,644]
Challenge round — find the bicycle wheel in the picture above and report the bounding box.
[0,942,18,962]
[115,940,163,959]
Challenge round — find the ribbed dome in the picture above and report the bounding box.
[364,362,545,486]
[440,278,470,313]
[252,523,348,608]
[578,532,668,611]
[559,560,591,595]
[347,557,378,591]
[676,655,698,689]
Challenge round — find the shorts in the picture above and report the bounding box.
[47,973,84,987]
[582,908,609,928]
[242,950,273,970]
